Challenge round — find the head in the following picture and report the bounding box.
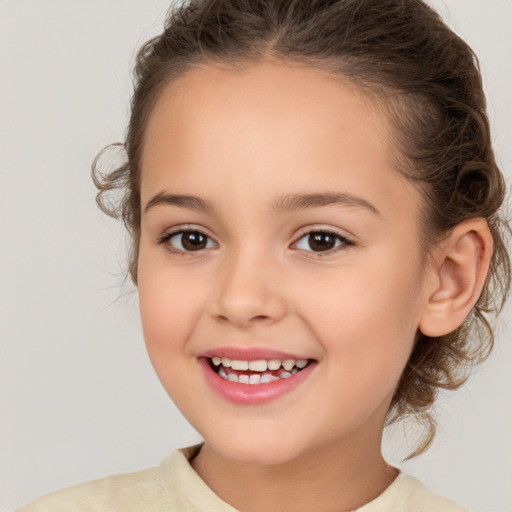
[93,0,510,457]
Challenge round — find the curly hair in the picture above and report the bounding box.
[92,0,510,456]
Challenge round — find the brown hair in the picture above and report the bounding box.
[93,0,510,456]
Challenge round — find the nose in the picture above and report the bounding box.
[210,248,288,328]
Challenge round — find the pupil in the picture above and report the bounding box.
[309,232,335,251]
[182,231,206,251]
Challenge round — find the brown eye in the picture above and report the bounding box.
[166,230,216,252]
[308,232,337,251]
[181,231,207,250]
[294,231,352,253]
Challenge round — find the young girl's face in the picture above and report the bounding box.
[137,62,433,465]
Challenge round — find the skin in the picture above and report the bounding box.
[136,61,488,511]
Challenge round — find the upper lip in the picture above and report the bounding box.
[198,347,313,361]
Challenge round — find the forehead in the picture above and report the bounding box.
[142,61,391,167]
[140,61,417,219]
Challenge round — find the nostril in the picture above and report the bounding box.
[214,313,271,324]
[211,292,287,327]
[253,315,270,322]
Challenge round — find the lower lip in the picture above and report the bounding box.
[199,358,316,405]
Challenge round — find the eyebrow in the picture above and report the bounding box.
[272,192,380,215]
[144,192,216,213]
[143,190,379,216]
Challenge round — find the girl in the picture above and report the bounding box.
[17,0,510,510]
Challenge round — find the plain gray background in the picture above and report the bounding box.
[1,1,511,511]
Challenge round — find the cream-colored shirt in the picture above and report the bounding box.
[18,445,467,511]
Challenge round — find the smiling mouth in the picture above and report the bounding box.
[207,357,312,385]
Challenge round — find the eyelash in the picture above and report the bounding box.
[157,228,217,255]
[292,229,355,255]
[157,228,355,255]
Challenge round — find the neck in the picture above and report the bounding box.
[191,433,398,512]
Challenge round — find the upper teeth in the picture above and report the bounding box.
[211,357,308,372]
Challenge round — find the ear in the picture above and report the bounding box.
[419,218,493,337]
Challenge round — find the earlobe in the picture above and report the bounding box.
[419,218,493,337]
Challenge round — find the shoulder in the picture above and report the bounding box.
[398,475,468,511]
[16,445,235,512]
[16,466,163,512]
[357,473,468,512]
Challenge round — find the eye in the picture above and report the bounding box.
[160,230,217,252]
[294,230,353,253]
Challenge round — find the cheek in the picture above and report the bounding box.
[137,263,206,411]
[294,254,424,406]
[137,248,202,368]
[297,252,422,335]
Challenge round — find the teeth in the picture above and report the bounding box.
[249,374,261,385]
[231,359,249,371]
[248,360,268,372]
[260,374,279,383]
[211,356,310,374]
[267,359,281,370]
[282,359,295,371]
[218,368,301,384]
